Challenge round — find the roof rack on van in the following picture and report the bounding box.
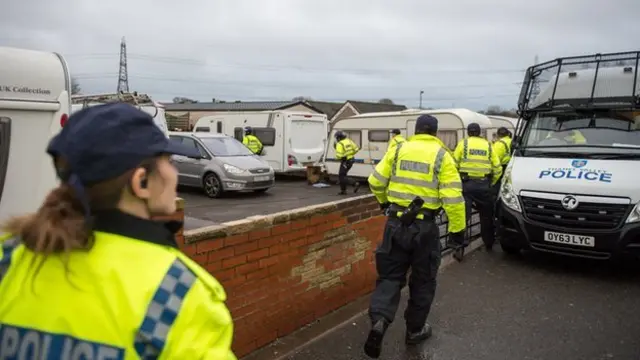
[71,91,158,116]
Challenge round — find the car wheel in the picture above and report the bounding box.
[203,173,223,198]
[253,188,269,194]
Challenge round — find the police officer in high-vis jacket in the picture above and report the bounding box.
[0,103,237,359]
[453,123,502,251]
[492,127,512,191]
[365,114,466,358]
[243,126,263,155]
[387,128,406,155]
[334,131,361,195]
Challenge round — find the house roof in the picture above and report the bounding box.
[162,100,304,112]
[305,101,344,119]
[347,100,407,113]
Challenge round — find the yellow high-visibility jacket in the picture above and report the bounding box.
[336,138,359,160]
[367,134,466,233]
[453,136,503,185]
[493,136,512,166]
[386,135,406,155]
[243,134,263,154]
[0,211,236,360]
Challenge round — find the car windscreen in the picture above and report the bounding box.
[199,137,254,156]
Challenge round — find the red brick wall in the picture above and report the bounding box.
[179,195,383,357]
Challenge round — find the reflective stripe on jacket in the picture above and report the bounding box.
[453,136,503,185]
[243,134,263,154]
[336,138,359,160]
[493,136,512,166]
[367,134,466,233]
[386,135,406,154]
[0,229,237,360]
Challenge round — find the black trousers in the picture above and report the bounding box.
[462,178,496,247]
[338,159,354,192]
[368,216,441,332]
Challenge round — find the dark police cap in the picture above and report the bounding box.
[47,103,201,185]
[467,122,481,133]
[415,114,438,132]
[390,128,401,135]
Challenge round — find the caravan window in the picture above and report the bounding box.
[437,131,458,150]
[368,130,390,142]
[216,121,222,133]
[195,127,210,132]
[252,127,276,146]
[0,117,11,204]
[233,127,243,141]
[344,130,362,147]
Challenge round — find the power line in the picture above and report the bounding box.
[65,52,526,75]
[73,72,522,90]
[79,87,518,103]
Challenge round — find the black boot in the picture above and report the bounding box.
[364,319,388,358]
[405,323,433,345]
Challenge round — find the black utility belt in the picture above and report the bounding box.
[460,173,490,181]
[388,204,436,221]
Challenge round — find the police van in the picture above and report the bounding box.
[0,46,71,221]
[324,108,493,179]
[497,51,640,259]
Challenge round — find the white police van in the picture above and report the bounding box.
[497,51,640,259]
[0,46,70,221]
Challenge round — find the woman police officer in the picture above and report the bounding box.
[0,103,236,359]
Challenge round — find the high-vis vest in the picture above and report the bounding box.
[0,231,237,359]
[544,129,587,144]
[386,135,406,154]
[243,134,263,154]
[367,134,466,233]
[453,136,503,185]
[336,138,359,161]
[494,136,512,165]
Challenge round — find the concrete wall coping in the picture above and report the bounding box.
[184,194,375,244]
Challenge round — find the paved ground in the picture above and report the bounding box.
[180,176,369,230]
[283,249,640,360]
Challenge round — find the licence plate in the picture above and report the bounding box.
[254,176,270,182]
[543,231,595,247]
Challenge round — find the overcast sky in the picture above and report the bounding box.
[1,0,638,110]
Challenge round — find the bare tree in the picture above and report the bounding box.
[292,96,312,102]
[172,97,198,104]
[71,77,81,95]
[378,98,394,105]
[486,105,503,115]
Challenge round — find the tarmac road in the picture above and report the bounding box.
[180,176,369,230]
[283,249,640,360]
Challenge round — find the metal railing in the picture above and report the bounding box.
[436,210,481,253]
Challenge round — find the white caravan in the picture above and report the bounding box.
[193,111,329,173]
[497,51,640,260]
[323,108,493,179]
[71,92,170,137]
[0,46,71,221]
[486,115,518,141]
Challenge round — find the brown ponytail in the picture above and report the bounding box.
[2,157,160,255]
[4,183,94,254]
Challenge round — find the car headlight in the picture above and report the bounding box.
[499,167,521,213]
[626,203,640,223]
[223,163,245,174]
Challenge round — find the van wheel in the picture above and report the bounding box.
[203,173,223,198]
[500,243,521,255]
